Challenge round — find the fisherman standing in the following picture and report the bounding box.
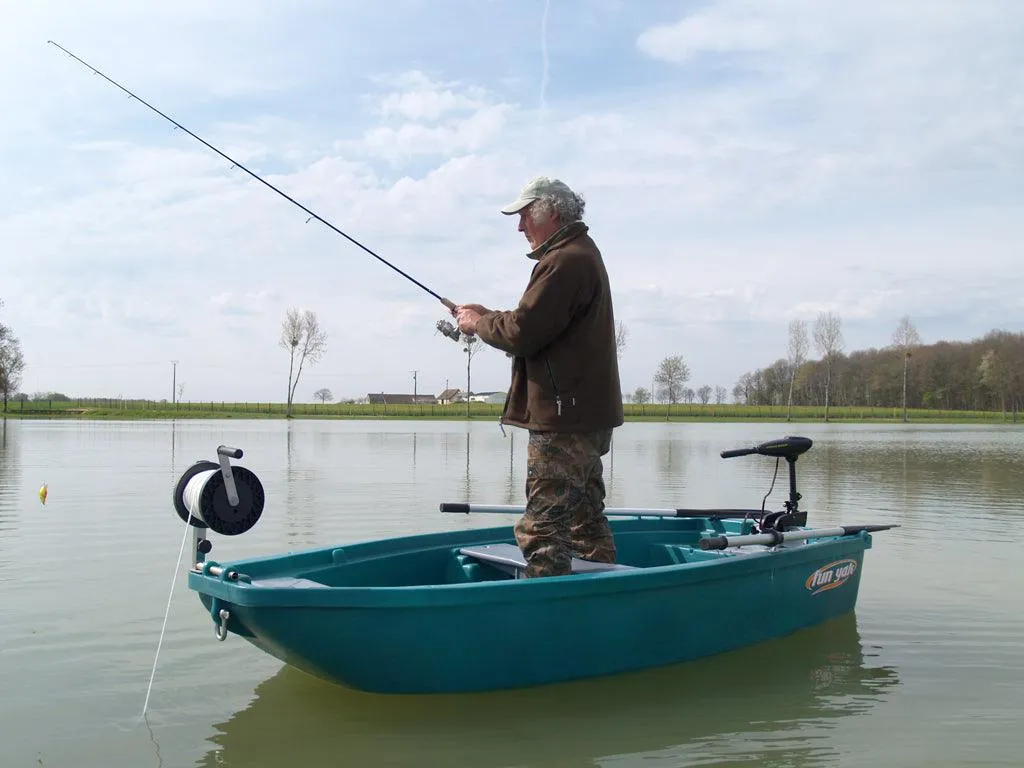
[454,176,624,577]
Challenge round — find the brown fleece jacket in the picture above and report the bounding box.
[475,221,624,433]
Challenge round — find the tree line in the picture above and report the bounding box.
[732,313,1022,419]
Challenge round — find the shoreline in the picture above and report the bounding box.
[2,403,1019,425]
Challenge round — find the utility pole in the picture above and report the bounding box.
[411,370,418,400]
[171,360,178,405]
[464,336,477,419]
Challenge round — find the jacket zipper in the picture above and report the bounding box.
[543,353,563,416]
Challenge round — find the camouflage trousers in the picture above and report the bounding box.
[514,428,617,578]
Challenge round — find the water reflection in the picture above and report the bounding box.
[503,430,518,505]
[456,428,470,502]
[797,429,1024,525]
[169,418,177,472]
[0,418,18,548]
[199,613,899,768]
[0,417,19,532]
[655,435,688,494]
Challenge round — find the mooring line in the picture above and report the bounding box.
[140,509,193,719]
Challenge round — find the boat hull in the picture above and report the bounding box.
[190,519,872,694]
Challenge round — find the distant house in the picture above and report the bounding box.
[366,393,438,405]
[470,391,507,404]
[438,388,462,405]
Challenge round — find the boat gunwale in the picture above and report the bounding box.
[188,526,872,609]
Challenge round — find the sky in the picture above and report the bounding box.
[1,0,1022,403]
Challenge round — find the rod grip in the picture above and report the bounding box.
[439,502,470,513]
[440,298,456,311]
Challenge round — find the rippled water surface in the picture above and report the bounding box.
[1,418,1021,767]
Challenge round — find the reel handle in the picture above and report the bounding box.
[216,446,242,505]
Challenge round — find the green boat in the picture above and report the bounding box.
[180,436,896,694]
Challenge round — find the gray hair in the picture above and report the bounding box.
[529,182,586,226]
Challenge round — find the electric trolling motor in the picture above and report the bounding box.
[719,435,813,534]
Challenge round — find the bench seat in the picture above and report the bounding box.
[459,543,637,578]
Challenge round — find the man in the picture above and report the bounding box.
[453,175,624,578]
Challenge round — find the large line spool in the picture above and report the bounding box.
[173,447,265,536]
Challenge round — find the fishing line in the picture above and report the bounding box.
[47,40,456,312]
[139,506,193,720]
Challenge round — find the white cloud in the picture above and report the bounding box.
[360,104,513,162]
[374,71,492,122]
[636,0,1009,64]
[631,0,1024,207]
[638,8,816,62]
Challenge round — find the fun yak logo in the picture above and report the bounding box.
[805,559,858,595]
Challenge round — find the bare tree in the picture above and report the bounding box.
[0,317,26,413]
[714,385,727,404]
[463,335,485,418]
[280,308,328,417]
[732,373,753,405]
[786,318,809,422]
[812,311,843,422]
[614,321,628,359]
[314,387,333,404]
[654,355,691,409]
[632,386,651,404]
[697,385,712,405]
[891,315,922,423]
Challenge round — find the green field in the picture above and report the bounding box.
[2,399,1019,423]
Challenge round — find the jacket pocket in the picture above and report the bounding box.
[542,353,582,418]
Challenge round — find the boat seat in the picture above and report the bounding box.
[459,543,637,578]
[248,576,329,588]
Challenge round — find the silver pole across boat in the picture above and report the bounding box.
[699,524,899,550]
[439,503,765,518]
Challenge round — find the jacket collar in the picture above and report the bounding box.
[526,220,588,261]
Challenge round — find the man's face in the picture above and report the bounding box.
[517,204,558,250]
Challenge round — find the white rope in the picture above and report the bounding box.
[182,470,217,519]
[140,473,208,720]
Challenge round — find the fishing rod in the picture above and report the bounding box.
[47,40,459,318]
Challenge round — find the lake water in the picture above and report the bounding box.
[1,418,1021,767]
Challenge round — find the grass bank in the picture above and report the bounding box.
[2,399,1019,424]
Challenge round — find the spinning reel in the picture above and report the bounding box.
[436,318,463,343]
